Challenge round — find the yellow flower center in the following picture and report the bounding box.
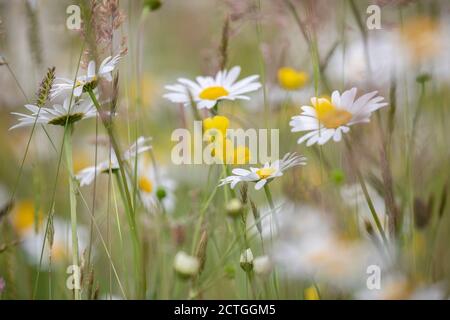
[139,177,153,193]
[277,67,308,90]
[256,167,275,179]
[11,201,41,235]
[51,243,66,261]
[199,86,229,100]
[314,98,352,129]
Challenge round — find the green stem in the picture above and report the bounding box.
[63,124,81,300]
[262,184,280,299]
[113,172,144,298]
[87,89,144,298]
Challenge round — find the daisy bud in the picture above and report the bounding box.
[144,0,162,11]
[416,73,431,84]
[174,251,200,279]
[226,198,243,218]
[156,187,167,201]
[240,248,254,272]
[253,255,272,276]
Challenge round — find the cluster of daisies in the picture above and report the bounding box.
[11,53,174,214]
[164,65,388,191]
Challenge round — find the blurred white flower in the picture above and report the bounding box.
[135,156,177,213]
[164,66,262,109]
[76,136,152,187]
[340,183,389,240]
[356,275,445,300]
[253,255,272,276]
[290,88,387,146]
[273,205,383,289]
[219,153,306,190]
[51,54,122,99]
[21,217,89,268]
[10,97,96,130]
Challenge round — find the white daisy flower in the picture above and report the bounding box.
[75,136,152,187]
[21,217,89,268]
[136,157,177,213]
[10,97,96,130]
[290,88,388,146]
[219,153,306,190]
[51,54,122,99]
[163,66,262,109]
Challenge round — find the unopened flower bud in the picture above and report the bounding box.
[240,248,254,272]
[226,198,243,218]
[174,251,200,279]
[156,187,167,201]
[253,255,272,276]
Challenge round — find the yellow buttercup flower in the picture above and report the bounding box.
[277,67,308,90]
[304,286,320,300]
[203,115,230,142]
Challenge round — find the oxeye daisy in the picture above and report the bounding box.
[10,97,96,130]
[163,66,262,109]
[75,136,152,187]
[290,88,388,146]
[219,153,306,190]
[136,156,177,213]
[21,217,89,267]
[51,54,122,99]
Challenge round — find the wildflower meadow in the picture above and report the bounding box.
[0,0,449,302]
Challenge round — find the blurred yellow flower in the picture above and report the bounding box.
[277,67,308,90]
[11,200,41,236]
[211,139,251,165]
[401,16,440,62]
[129,75,159,107]
[73,152,90,174]
[233,145,251,165]
[304,286,320,300]
[203,115,230,142]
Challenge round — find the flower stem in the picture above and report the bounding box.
[263,184,280,299]
[63,124,81,300]
[87,89,145,298]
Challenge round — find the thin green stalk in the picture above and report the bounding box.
[63,124,80,300]
[262,184,280,299]
[87,88,144,298]
[344,137,390,251]
[113,171,144,299]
